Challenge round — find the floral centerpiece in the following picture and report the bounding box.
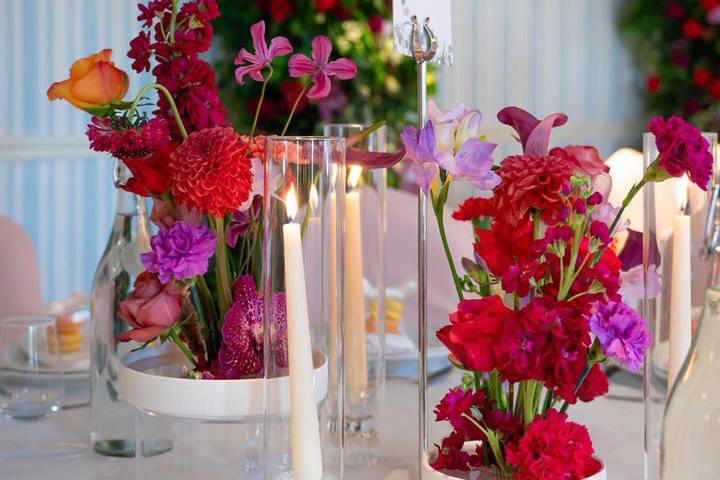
[47,0,359,380]
[400,103,712,478]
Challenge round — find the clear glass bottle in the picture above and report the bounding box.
[89,159,169,457]
[661,194,720,478]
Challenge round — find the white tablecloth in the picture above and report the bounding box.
[0,371,643,480]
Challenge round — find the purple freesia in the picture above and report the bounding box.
[235,20,292,85]
[589,301,651,372]
[427,100,482,153]
[218,275,288,379]
[438,137,500,190]
[497,107,568,156]
[648,116,713,190]
[141,221,216,284]
[288,35,357,99]
[400,121,443,193]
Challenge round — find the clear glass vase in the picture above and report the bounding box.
[642,132,718,479]
[323,123,387,468]
[89,159,171,457]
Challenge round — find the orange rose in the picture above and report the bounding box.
[47,49,128,115]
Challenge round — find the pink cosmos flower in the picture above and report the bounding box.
[234,20,292,85]
[288,35,357,99]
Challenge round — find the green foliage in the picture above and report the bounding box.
[212,0,433,140]
[621,0,720,130]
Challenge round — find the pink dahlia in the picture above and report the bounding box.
[170,127,252,217]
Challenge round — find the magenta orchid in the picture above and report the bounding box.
[288,35,357,99]
[234,20,292,85]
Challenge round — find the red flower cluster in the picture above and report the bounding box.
[506,409,601,480]
[431,388,523,471]
[128,0,227,140]
[170,127,252,217]
[86,116,170,160]
[240,134,266,161]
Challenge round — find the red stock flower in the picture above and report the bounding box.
[493,154,577,226]
[681,19,704,39]
[170,127,252,218]
[506,409,602,480]
[647,75,661,93]
[702,0,720,11]
[434,387,488,440]
[430,430,471,472]
[577,363,609,402]
[437,296,510,373]
[86,116,170,160]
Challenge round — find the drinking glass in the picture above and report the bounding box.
[0,316,65,419]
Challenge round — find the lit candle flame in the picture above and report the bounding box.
[348,165,363,189]
[309,184,319,211]
[286,184,298,221]
[676,175,689,213]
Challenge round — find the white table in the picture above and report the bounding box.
[0,372,643,480]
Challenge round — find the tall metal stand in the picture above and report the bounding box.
[411,15,437,476]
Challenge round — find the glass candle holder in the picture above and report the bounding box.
[262,136,345,480]
[323,123,387,468]
[643,132,718,480]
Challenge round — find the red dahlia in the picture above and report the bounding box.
[170,127,252,217]
[493,154,576,225]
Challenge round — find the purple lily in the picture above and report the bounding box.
[288,35,357,99]
[437,137,500,190]
[497,106,568,156]
[400,121,444,194]
[234,20,292,85]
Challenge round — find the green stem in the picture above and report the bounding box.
[559,362,594,413]
[128,83,187,140]
[169,327,197,367]
[195,275,219,357]
[161,191,176,217]
[214,217,232,319]
[432,189,464,300]
[281,85,308,136]
[473,372,482,392]
[541,388,553,415]
[250,69,272,138]
[168,0,179,44]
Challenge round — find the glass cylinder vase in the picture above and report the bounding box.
[642,132,718,480]
[323,123,387,468]
[262,136,345,479]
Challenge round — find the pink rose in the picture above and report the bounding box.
[150,200,202,229]
[118,272,185,342]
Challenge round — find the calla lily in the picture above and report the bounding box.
[497,106,568,156]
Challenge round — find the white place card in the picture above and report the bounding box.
[392,0,453,66]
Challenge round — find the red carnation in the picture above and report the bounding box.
[170,127,252,217]
[647,75,661,93]
[681,19,704,39]
[452,196,495,221]
[437,296,510,372]
[577,363,609,402]
[692,67,713,88]
[493,154,576,226]
[506,409,602,480]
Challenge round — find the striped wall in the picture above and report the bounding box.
[0,0,643,301]
[0,0,148,301]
